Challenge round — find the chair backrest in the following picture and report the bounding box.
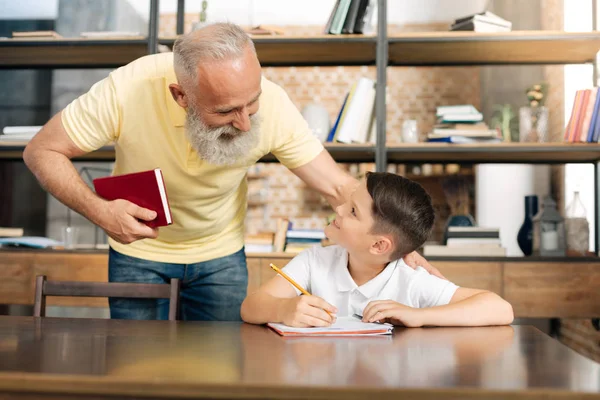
[33,275,180,320]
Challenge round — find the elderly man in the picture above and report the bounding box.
[24,23,439,321]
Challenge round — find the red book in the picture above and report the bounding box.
[93,168,173,228]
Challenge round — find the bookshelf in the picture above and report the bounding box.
[2,0,600,255]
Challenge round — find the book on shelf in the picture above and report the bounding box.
[80,31,143,38]
[423,244,506,257]
[447,227,500,239]
[286,229,326,240]
[93,168,172,228]
[0,236,62,249]
[328,77,376,144]
[427,136,501,144]
[564,87,600,143]
[446,237,502,246]
[245,232,275,253]
[0,227,24,237]
[450,11,512,32]
[273,218,290,253]
[2,126,42,135]
[436,105,483,124]
[325,0,376,35]
[244,25,286,36]
[12,31,62,39]
[0,126,42,142]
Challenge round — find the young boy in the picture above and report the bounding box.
[241,172,513,328]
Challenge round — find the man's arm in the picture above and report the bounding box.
[289,149,358,209]
[23,112,158,244]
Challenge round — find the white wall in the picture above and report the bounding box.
[0,0,58,19]
[125,0,488,26]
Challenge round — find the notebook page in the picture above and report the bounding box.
[267,316,393,336]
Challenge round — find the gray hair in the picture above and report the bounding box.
[173,22,256,86]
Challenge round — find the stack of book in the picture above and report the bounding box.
[450,11,512,33]
[324,0,376,35]
[423,227,506,257]
[564,87,600,143]
[285,229,326,254]
[327,77,376,144]
[427,105,500,143]
[245,232,275,254]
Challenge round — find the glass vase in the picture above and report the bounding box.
[519,106,549,143]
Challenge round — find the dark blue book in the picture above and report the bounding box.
[589,88,600,142]
[327,93,349,142]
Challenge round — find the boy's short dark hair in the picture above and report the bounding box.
[366,172,435,260]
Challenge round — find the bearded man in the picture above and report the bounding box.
[24,23,439,321]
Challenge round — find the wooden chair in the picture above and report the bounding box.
[33,275,180,320]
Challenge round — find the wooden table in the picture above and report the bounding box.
[0,317,598,399]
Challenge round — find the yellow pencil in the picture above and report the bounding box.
[269,263,333,316]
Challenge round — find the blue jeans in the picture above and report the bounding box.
[108,247,248,321]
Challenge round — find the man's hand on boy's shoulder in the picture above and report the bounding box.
[277,295,338,328]
[403,251,446,280]
[362,300,423,327]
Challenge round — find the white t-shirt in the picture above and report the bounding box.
[282,245,459,317]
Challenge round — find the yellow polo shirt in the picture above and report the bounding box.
[61,52,323,264]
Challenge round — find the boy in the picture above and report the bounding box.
[241,172,513,328]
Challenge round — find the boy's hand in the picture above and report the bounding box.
[278,295,337,328]
[404,251,446,280]
[362,300,424,327]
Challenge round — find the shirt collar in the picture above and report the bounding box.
[334,250,399,298]
[165,65,186,128]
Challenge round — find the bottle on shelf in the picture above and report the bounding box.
[565,191,589,256]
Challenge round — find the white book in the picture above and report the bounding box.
[353,81,376,143]
[430,128,497,137]
[2,126,42,135]
[268,316,393,337]
[453,11,512,27]
[423,245,506,257]
[286,230,326,240]
[81,31,142,38]
[436,105,480,117]
[451,20,512,33]
[336,77,376,144]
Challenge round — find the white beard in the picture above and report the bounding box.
[185,106,261,166]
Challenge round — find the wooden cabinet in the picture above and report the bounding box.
[1,250,599,318]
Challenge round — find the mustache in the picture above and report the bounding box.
[204,117,257,142]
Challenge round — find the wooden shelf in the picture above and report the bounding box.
[0,38,149,68]
[0,36,377,69]
[3,31,599,68]
[386,143,600,163]
[3,142,600,163]
[0,142,376,163]
[389,31,600,66]
[159,35,377,66]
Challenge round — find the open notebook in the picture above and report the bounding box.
[267,316,394,337]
